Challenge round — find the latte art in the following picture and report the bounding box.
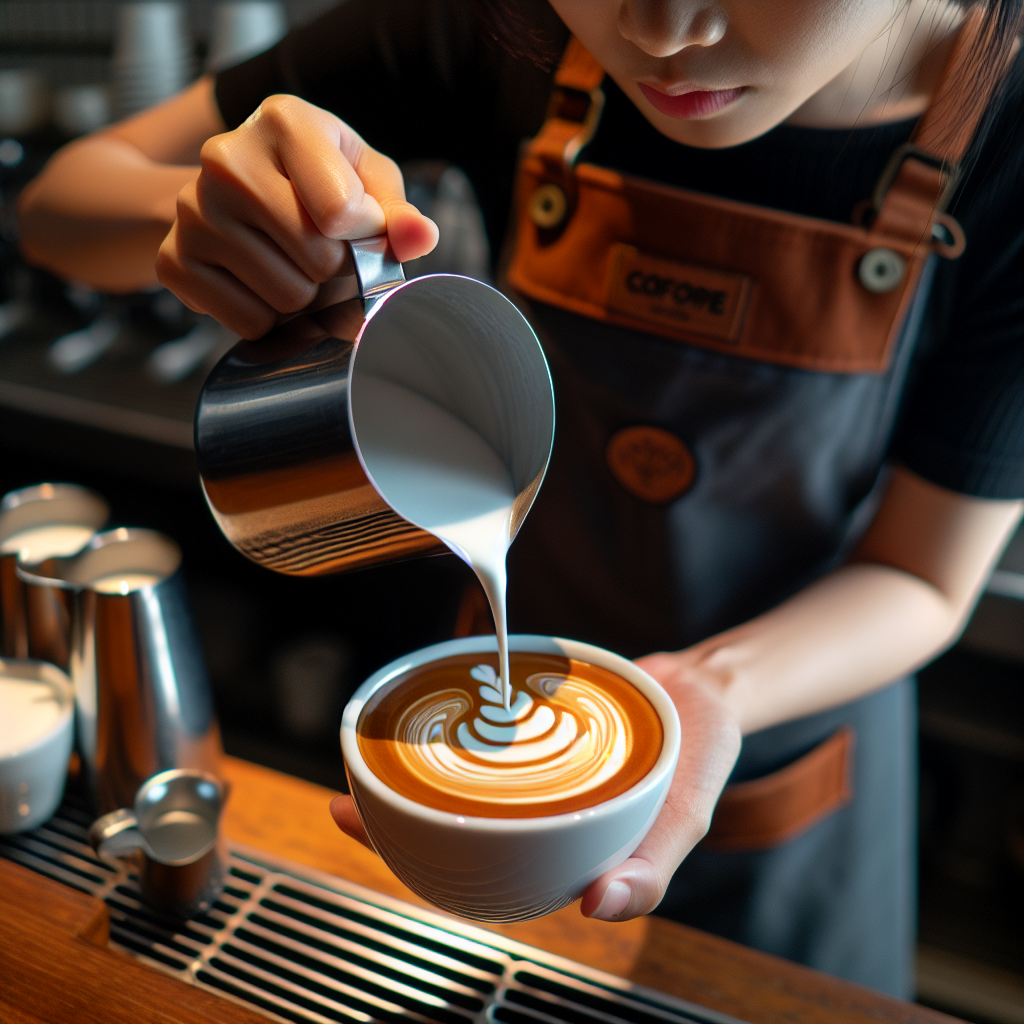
[357,653,662,817]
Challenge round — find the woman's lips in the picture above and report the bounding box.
[639,83,745,119]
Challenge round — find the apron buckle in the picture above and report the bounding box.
[871,141,961,216]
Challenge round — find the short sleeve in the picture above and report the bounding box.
[213,0,562,256]
[892,65,1024,500]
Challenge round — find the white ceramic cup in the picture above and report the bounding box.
[341,634,680,922]
[0,658,74,834]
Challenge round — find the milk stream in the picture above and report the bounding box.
[353,374,517,708]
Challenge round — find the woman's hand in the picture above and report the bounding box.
[578,657,741,920]
[156,93,438,339]
[328,657,742,923]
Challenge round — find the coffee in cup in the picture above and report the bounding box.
[342,635,680,922]
[357,652,662,818]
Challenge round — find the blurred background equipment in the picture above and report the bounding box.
[0,68,49,135]
[111,2,193,118]
[52,82,110,136]
[270,633,351,743]
[206,1,286,72]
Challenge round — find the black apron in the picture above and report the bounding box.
[495,22,994,997]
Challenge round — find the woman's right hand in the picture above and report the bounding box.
[156,93,438,339]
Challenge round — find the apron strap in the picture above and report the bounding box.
[871,6,1015,251]
[526,37,606,184]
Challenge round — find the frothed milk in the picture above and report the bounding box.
[358,652,662,817]
[1,523,94,563]
[353,374,517,708]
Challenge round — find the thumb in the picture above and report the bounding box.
[263,97,437,263]
[580,856,665,921]
[347,142,439,264]
[329,794,374,851]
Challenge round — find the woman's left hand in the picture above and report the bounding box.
[577,652,740,920]
[329,648,742,922]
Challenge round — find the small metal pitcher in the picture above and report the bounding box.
[0,483,108,665]
[89,769,226,918]
[18,528,221,813]
[194,236,555,577]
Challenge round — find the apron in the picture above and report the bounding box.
[491,15,998,997]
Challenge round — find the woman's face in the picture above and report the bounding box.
[547,0,943,148]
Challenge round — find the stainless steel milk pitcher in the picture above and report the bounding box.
[0,483,109,665]
[194,236,555,577]
[19,528,221,813]
[89,768,226,918]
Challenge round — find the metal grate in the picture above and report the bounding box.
[1,795,746,1024]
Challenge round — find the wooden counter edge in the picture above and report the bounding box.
[220,754,962,1024]
[0,858,267,1024]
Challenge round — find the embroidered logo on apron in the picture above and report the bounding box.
[606,244,753,344]
[606,426,696,504]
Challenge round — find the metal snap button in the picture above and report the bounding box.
[858,247,906,293]
[529,183,568,228]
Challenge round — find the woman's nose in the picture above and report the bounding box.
[617,0,727,57]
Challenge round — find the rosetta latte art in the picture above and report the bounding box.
[357,653,662,817]
[397,663,629,806]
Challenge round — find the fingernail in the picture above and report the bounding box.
[590,880,632,920]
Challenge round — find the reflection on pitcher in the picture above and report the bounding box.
[0,483,108,665]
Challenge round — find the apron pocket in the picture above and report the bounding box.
[703,725,855,851]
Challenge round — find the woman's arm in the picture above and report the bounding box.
[18,79,438,331]
[17,77,222,292]
[331,468,1022,919]
[642,467,1023,735]
[575,466,1022,921]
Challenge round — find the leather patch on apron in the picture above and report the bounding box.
[606,426,696,503]
[606,244,753,344]
[703,725,855,851]
[508,160,929,374]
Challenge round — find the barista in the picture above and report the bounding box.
[18,0,1024,998]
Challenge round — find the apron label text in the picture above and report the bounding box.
[606,244,752,343]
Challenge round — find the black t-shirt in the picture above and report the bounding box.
[216,0,1024,499]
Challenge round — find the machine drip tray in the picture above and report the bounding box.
[1,794,746,1024]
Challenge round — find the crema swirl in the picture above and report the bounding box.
[357,653,662,817]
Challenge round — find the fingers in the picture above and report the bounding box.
[581,668,742,922]
[260,95,438,262]
[343,142,439,262]
[157,93,438,336]
[158,218,280,338]
[329,794,374,851]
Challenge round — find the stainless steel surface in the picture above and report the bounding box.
[89,768,226,918]
[0,482,109,665]
[349,235,407,313]
[19,528,221,812]
[195,235,554,578]
[2,796,747,1024]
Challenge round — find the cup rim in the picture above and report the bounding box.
[341,634,681,834]
[0,658,74,760]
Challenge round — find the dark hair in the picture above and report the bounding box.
[472,0,1022,171]
[471,0,561,67]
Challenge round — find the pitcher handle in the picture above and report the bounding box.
[349,236,406,315]
[88,808,151,859]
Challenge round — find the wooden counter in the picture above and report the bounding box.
[0,755,961,1024]
[218,756,958,1024]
